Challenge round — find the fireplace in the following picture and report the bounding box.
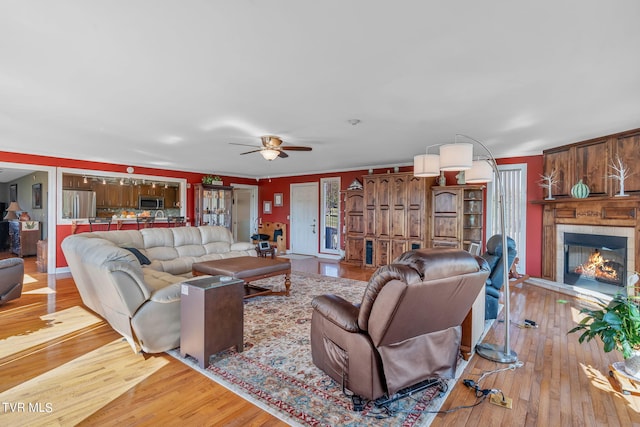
[564,232,627,287]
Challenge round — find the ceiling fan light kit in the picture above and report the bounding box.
[261,149,280,161]
[231,135,312,161]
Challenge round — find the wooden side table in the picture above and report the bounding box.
[180,275,245,368]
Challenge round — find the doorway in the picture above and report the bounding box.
[320,177,341,255]
[290,183,318,255]
[231,184,258,243]
[0,161,56,274]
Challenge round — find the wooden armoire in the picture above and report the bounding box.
[358,172,435,268]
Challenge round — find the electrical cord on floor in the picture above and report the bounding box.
[355,360,526,419]
[477,360,524,384]
[363,379,441,418]
[366,378,488,418]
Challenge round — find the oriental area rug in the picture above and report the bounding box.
[168,272,475,426]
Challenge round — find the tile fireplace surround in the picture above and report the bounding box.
[556,224,635,294]
[537,195,640,296]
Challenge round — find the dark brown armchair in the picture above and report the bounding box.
[0,257,24,306]
[310,248,490,401]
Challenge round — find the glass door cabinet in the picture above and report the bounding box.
[194,184,233,230]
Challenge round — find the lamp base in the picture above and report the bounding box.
[475,342,518,364]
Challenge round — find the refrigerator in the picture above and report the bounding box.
[63,190,97,219]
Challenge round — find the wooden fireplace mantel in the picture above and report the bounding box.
[538,128,640,283]
[535,195,640,281]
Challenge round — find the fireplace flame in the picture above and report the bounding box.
[574,249,619,282]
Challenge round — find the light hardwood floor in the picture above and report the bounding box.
[1,255,638,426]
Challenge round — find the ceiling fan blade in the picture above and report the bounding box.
[240,149,262,155]
[277,150,289,158]
[230,142,261,148]
[281,146,312,151]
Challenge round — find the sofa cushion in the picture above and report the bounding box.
[142,268,185,292]
[204,241,232,254]
[90,230,145,248]
[200,226,234,244]
[149,257,198,275]
[141,228,175,249]
[172,227,203,246]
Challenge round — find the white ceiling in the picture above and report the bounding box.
[2,1,640,179]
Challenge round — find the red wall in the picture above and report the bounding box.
[2,150,543,276]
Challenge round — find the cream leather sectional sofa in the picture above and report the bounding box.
[61,225,256,353]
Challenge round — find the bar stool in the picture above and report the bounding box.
[136,216,155,230]
[88,217,112,231]
[167,216,185,227]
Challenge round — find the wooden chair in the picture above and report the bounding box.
[167,216,185,227]
[256,222,287,255]
[88,217,112,231]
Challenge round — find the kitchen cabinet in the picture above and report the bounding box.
[94,183,108,208]
[62,174,92,190]
[120,185,135,208]
[194,184,233,230]
[139,184,163,196]
[162,186,178,208]
[95,183,124,208]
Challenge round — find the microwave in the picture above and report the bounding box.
[139,196,164,209]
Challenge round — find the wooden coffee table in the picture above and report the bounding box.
[192,256,291,298]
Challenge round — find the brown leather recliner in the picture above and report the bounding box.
[310,248,490,401]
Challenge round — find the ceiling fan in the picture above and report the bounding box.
[230,136,312,161]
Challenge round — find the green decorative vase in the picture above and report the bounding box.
[571,180,590,198]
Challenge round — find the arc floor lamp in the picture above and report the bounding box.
[414,134,517,364]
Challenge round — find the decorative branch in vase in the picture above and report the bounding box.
[608,155,631,197]
[539,169,559,200]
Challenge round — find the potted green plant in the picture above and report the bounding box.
[568,272,640,378]
[202,175,222,185]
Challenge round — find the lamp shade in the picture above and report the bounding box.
[4,201,22,220]
[261,149,280,161]
[3,210,18,220]
[413,154,440,177]
[439,143,473,171]
[465,159,494,183]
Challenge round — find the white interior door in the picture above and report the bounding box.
[290,183,319,255]
[231,184,258,243]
